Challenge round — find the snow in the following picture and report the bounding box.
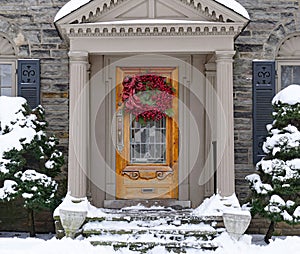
[0,180,17,200]
[54,0,92,22]
[293,206,300,218]
[272,84,300,105]
[0,96,37,174]
[262,125,300,155]
[22,193,34,199]
[45,160,55,169]
[53,192,107,218]
[121,203,169,211]
[287,159,300,169]
[83,220,215,232]
[54,0,250,22]
[282,210,293,222]
[0,96,26,129]
[286,200,295,207]
[2,233,300,254]
[245,174,273,194]
[18,170,52,184]
[214,0,250,19]
[256,157,300,183]
[269,195,286,206]
[192,194,241,217]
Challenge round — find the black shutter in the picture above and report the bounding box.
[17,59,40,109]
[253,61,276,164]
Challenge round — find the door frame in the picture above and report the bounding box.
[103,54,194,201]
[115,67,179,199]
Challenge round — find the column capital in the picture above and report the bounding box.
[68,51,89,62]
[215,51,236,62]
[205,62,216,72]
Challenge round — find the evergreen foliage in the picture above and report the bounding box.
[0,101,64,236]
[246,86,300,243]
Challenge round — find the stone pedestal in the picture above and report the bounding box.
[223,211,251,240]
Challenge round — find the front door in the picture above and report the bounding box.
[116,67,179,199]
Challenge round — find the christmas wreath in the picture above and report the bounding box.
[122,74,175,123]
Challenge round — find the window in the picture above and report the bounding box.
[0,61,16,96]
[0,33,17,97]
[276,34,300,91]
[277,61,300,90]
[130,117,167,164]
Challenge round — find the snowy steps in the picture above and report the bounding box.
[78,208,224,252]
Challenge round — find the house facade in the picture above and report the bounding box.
[0,0,300,233]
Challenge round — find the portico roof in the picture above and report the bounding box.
[55,0,249,46]
[55,0,250,22]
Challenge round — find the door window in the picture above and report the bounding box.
[130,117,166,164]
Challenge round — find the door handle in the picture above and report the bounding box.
[116,109,124,152]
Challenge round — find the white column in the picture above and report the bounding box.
[215,51,235,197]
[68,51,89,198]
[204,63,216,197]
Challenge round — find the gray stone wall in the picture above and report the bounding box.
[0,0,69,233]
[233,0,300,203]
[0,0,70,150]
[234,0,300,235]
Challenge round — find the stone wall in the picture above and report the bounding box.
[0,0,69,233]
[233,0,300,234]
[248,217,300,236]
[233,0,300,202]
[0,0,69,149]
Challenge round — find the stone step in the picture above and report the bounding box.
[83,219,219,231]
[81,215,223,252]
[103,200,191,209]
[83,220,219,239]
[84,228,217,240]
[88,239,219,252]
[56,207,224,252]
[88,208,223,226]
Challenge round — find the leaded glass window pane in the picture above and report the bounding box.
[0,64,13,96]
[281,65,300,89]
[130,116,166,164]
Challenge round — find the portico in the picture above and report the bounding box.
[55,0,249,207]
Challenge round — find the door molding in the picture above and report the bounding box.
[104,54,192,200]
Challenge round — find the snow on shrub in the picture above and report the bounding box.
[246,84,300,243]
[0,96,64,236]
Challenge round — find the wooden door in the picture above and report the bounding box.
[116,67,179,200]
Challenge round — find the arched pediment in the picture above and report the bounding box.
[0,34,16,56]
[277,33,300,58]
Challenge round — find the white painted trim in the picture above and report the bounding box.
[102,54,192,200]
[69,36,235,54]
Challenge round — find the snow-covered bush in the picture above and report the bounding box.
[246,85,300,243]
[0,96,64,236]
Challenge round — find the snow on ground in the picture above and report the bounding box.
[0,233,300,254]
[192,193,242,217]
